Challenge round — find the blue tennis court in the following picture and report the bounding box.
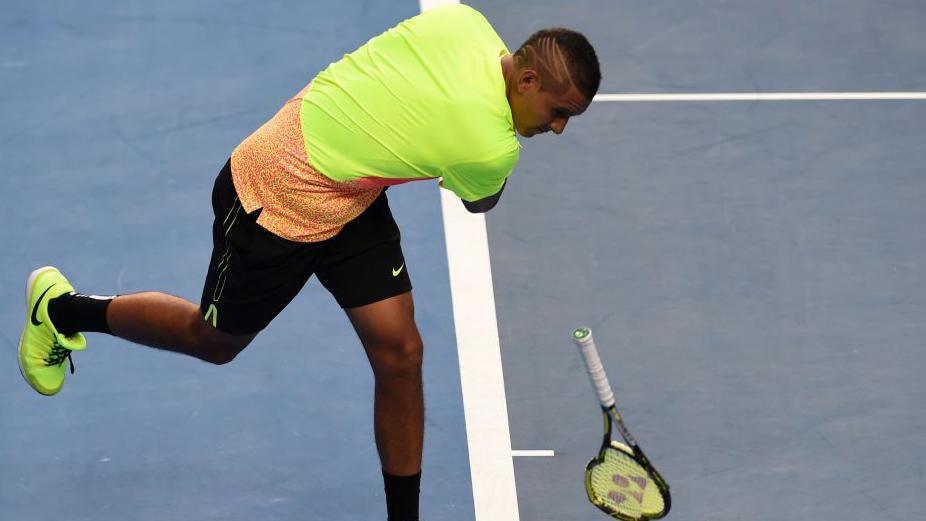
[2,1,924,520]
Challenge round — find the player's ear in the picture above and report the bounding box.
[517,67,541,94]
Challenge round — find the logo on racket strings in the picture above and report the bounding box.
[608,472,648,504]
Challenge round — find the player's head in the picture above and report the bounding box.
[507,28,600,137]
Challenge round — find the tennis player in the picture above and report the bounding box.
[18,5,600,520]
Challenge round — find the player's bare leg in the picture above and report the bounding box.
[346,291,424,475]
[107,292,256,363]
[347,291,423,520]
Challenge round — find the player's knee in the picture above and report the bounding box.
[199,343,240,365]
[372,336,423,382]
[190,316,251,365]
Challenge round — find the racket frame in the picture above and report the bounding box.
[585,405,671,520]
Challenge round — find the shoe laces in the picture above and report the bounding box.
[44,342,76,374]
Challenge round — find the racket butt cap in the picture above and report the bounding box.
[572,327,591,341]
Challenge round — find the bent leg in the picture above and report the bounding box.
[102,158,306,364]
[108,292,255,364]
[346,291,423,476]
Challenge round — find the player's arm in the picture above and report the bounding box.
[461,180,506,214]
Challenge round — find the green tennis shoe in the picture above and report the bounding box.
[18,266,87,396]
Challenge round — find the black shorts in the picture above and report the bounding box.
[199,160,412,335]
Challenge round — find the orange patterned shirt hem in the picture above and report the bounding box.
[230,84,382,243]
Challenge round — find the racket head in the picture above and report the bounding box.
[584,441,670,520]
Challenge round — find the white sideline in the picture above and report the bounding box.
[438,185,520,521]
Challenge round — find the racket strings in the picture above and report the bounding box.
[587,446,666,519]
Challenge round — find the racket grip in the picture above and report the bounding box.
[572,328,615,408]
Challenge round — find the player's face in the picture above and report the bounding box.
[510,69,590,138]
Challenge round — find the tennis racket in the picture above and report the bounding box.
[572,327,670,520]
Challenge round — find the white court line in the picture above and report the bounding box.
[512,450,556,457]
[421,4,520,521]
[594,92,926,102]
[439,186,520,521]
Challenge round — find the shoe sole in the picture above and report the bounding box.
[18,266,59,396]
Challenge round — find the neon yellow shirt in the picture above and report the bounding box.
[301,4,519,202]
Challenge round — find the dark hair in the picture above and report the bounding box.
[514,28,601,100]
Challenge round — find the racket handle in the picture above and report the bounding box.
[572,328,615,408]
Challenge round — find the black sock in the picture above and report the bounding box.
[383,469,421,521]
[47,293,115,336]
